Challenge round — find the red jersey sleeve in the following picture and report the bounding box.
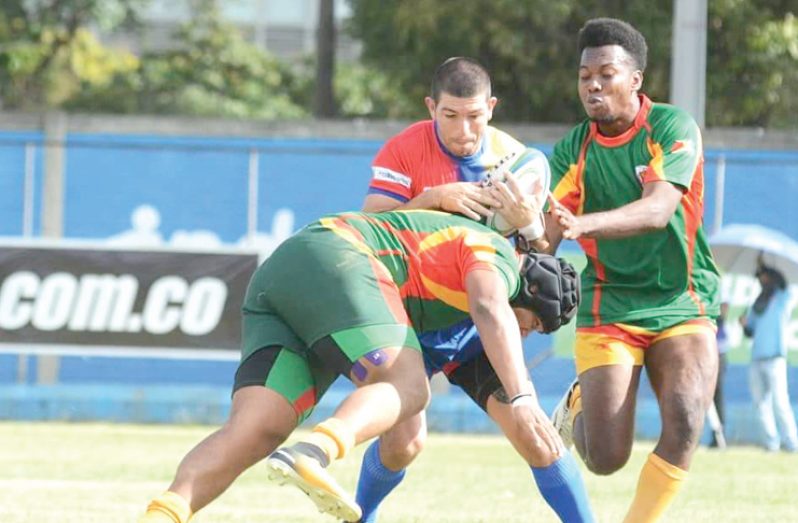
[369,138,414,202]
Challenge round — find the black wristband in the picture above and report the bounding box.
[509,392,533,404]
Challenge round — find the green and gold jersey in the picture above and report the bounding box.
[307,210,520,332]
[549,95,720,329]
[251,210,521,349]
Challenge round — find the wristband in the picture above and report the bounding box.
[510,392,534,405]
[517,215,545,241]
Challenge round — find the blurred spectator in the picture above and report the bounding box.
[709,302,730,448]
[740,263,798,452]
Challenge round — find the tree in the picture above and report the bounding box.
[707,3,797,128]
[67,0,308,119]
[0,0,144,109]
[346,0,673,122]
[346,0,796,128]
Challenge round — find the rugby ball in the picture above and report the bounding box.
[482,148,551,236]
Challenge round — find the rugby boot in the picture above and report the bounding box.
[266,446,362,522]
[551,378,580,449]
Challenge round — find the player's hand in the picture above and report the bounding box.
[433,182,502,221]
[487,172,544,230]
[511,397,563,458]
[548,194,585,240]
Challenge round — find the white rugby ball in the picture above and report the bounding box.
[482,148,550,236]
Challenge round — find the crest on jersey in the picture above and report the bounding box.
[671,139,694,155]
[634,165,648,185]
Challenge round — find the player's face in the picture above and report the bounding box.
[425,92,497,157]
[512,307,545,337]
[578,45,643,134]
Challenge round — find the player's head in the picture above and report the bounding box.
[511,253,580,334]
[755,263,787,290]
[425,57,497,157]
[576,18,647,125]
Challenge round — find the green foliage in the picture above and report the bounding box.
[347,0,796,128]
[334,61,417,118]
[0,0,143,109]
[708,4,797,128]
[346,0,672,122]
[67,0,308,118]
[1,0,793,127]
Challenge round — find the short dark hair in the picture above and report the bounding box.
[430,57,492,102]
[577,18,647,72]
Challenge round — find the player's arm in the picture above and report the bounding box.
[486,171,553,253]
[464,267,561,455]
[363,138,499,217]
[550,111,701,241]
[465,268,530,399]
[550,181,683,240]
[539,208,564,254]
[363,182,500,220]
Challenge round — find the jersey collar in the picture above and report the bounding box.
[433,121,486,163]
[591,94,652,148]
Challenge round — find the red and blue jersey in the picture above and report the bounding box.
[368,120,526,203]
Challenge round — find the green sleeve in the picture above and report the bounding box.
[647,106,702,189]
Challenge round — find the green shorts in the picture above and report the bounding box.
[235,228,421,422]
[234,324,420,423]
[241,228,417,359]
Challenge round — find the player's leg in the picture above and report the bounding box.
[749,359,779,450]
[557,326,645,475]
[139,346,310,523]
[268,329,429,522]
[489,396,595,523]
[277,330,429,470]
[769,357,798,451]
[623,321,717,523]
[452,352,594,522]
[709,352,727,447]
[264,238,429,520]
[355,412,427,523]
[271,245,430,466]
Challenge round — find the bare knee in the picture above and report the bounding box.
[585,443,632,475]
[223,393,295,461]
[395,373,431,414]
[221,417,290,462]
[367,349,431,415]
[381,430,426,469]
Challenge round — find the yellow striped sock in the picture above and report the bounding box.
[623,453,688,523]
[138,491,192,523]
[302,417,356,461]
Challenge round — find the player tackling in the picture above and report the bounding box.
[137,209,581,523]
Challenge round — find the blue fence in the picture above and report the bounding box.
[1,130,797,446]
[1,351,793,446]
[1,132,797,242]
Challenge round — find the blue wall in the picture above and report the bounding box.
[1,130,797,446]
[1,132,797,241]
[1,351,793,446]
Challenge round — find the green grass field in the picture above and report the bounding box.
[1,421,795,522]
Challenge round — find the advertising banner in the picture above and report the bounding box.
[0,245,258,350]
